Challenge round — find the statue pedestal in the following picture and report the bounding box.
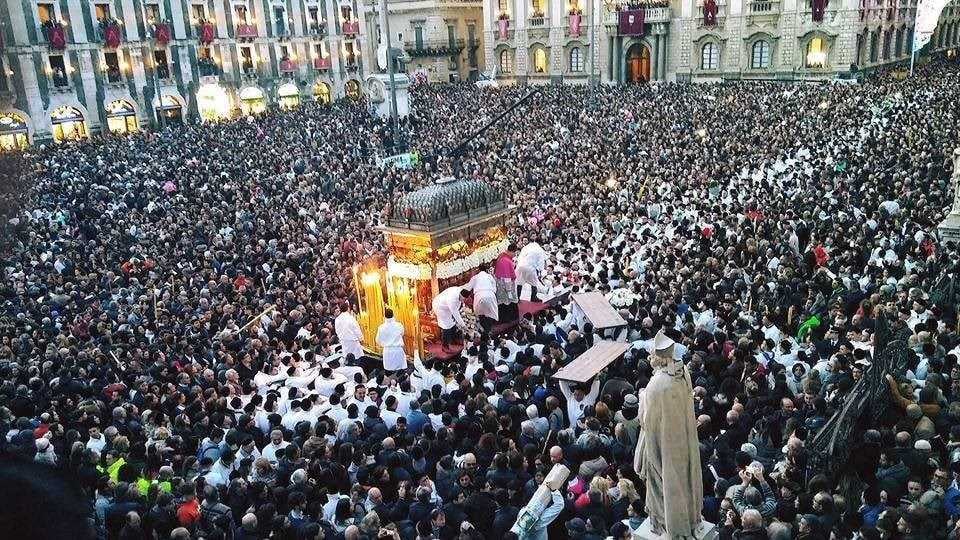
[634,519,717,540]
[364,73,410,119]
[938,213,960,246]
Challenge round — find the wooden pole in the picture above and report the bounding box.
[239,305,276,334]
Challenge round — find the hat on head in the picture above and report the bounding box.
[566,518,587,534]
[623,394,639,408]
[914,439,932,451]
[653,329,675,355]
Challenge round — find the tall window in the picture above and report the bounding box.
[308,6,320,30]
[0,57,7,92]
[240,45,254,72]
[280,44,290,60]
[104,51,122,82]
[882,31,891,59]
[701,42,719,70]
[448,25,456,47]
[414,27,424,49]
[235,4,249,24]
[531,0,544,16]
[750,40,770,69]
[499,49,513,73]
[533,47,548,73]
[49,54,68,86]
[869,31,878,62]
[37,2,55,23]
[569,47,583,72]
[895,29,903,56]
[191,4,206,23]
[274,6,286,34]
[154,50,170,79]
[145,3,161,23]
[805,37,826,68]
[94,3,111,22]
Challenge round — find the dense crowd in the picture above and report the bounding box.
[2,58,960,540]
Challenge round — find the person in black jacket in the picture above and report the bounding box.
[491,489,519,539]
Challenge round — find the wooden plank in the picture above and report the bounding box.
[572,291,628,329]
[553,341,632,383]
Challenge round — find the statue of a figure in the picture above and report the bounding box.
[634,330,705,539]
[950,148,960,215]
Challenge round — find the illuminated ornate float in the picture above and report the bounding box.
[353,177,512,358]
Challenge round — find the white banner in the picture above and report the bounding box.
[913,0,951,52]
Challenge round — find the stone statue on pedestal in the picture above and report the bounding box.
[634,330,714,540]
[938,148,960,244]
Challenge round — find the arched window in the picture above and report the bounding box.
[701,42,719,70]
[499,49,513,73]
[895,28,903,57]
[750,40,771,69]
[805,37,827,68]
[882,31,891,59]
[569,47,584,72]
[533,47,548,73]
[869,31,879,62]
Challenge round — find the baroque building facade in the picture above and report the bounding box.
[482,0,960,84]
[0,0,378,146]
[359,0,484,84]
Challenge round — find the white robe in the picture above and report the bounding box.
[464,271,499,321]
[334,312,365,359]
[432,286,467,330]
[517,243,548,291]
[376,318,407,371]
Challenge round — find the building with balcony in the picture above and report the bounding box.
[481,0,960,84]
[0,0,373,145]
[360,0,484,83]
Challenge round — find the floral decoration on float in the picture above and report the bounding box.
[386,235,510,281]
[607,287,640,309]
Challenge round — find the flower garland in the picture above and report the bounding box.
[387,238,510,281]
[607,287,639,309]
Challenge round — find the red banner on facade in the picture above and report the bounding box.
[200,22,215,44]
[569,13,581,37]
[154,23,171,45]
[50,25,66,49]
[104,23,122,48]
[704,0,719,26]
[618,9,646,36]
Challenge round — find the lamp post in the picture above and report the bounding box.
[140,11,164,129]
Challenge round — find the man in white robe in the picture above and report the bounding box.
[431,286,469,350]
[464,269,499,332]
[376,308,407,372]
[334,304,365,360]
[516,242,548,300]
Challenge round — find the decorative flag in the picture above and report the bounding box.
[569,13,582,37]
[155,23,171,45]
[913,0,951,52]
[200,22,215,44]
[812,0,828,22]
[49,24,66,50]
[498,18,509,40]
[703,0,718,26]
[104,21,122,48]
[618,9,646,36]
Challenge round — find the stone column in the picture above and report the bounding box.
[659,31,668,79]
[653,33,662,80]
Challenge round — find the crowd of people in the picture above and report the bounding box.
[2,57,960,540]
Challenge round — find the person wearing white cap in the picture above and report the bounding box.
[334,303,365,361]
[376,308,407,373]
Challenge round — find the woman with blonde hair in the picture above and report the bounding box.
[612,478,640,521]
[574,475,611,514]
